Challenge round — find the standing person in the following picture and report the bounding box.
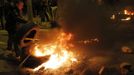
[0,0,4,29]
[49,0,58,21]
[40,0,49,22]
[5,0,26,58]
[32,0,41,17]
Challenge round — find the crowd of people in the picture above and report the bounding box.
[32,0,58,22]
[0,0,58,59]
[0,0,58,28]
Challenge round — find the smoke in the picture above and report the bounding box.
[57,0,108,50]
[57,0,134,49]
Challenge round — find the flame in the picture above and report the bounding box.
[121,17,131,21]
[124,9,134,16]
[110,14,116,20]
[79,38,99,44]
[124,10,128,15]
[31,32,77,71]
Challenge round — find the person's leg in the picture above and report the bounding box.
[0,16,4,29]
[13,42,21,57]
[13,34,21,57]
[40,12,45,22]
[7,31,13,50]
[47,6,52,18]
[20,47,28,60]
[44,12,49,22]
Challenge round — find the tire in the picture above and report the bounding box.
[15,22,39,48]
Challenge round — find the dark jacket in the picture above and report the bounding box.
[5,4,26,32]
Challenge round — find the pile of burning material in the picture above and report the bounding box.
[121,46,133,54]
[18,29,117,75]
[21,55,118,75]
[120,9,134,21]
[27,32,79,75]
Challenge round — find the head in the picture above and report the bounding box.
[16,1,24,10]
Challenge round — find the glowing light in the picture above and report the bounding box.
[121,17,131,21]
[110,14,116,20]
[79,38,99,44]
[31,32,77,71]
[121,46,133,54]
[124,9,134,16]
[124,10,128,15]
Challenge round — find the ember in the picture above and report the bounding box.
[30,32,77,72]
[124,10,134,16]
[121,17,131,21]
[110,14,116,20]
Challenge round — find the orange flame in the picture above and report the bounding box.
[31,32,77,71]
[124,9,134,16]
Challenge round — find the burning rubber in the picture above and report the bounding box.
[30,32,78,71]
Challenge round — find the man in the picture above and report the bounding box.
[0,0,4,29]
[5,0,26,58]
[49,0,58,21]
[40,0,50,22]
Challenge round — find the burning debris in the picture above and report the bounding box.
[110,9,134,22]
[78,38,99,45]
[121,17,131,21]
[29,32,78,74]
[124,10,134,16]
[121,46,133,54]
[110,14,116,20]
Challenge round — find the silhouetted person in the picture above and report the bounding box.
[40,0,49,22]
[5,0,26,58]
[32,0,42,17]
[49,0,58,21]
[0,0,4,29]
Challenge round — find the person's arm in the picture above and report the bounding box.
[13,7,27,24]
[16,17,27,23]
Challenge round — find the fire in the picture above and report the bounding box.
[31,32,77,71]
[110,14,116,20]
[124,9,134,16]
[121,17,131,21]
